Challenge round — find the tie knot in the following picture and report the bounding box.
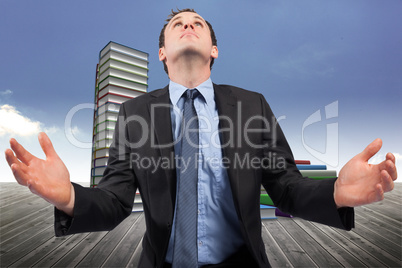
[186,89,200,100]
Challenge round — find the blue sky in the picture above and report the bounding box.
[1,0,401,183]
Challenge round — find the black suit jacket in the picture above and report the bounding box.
[55,84,354,267]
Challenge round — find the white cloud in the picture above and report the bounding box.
[393,153,402,161]
[44,126,60,134]
[0,104,60,137]
[0,128,92,183]
[0,89,13,96]
[368,152,401,164]
[393,153,402,181]
[368,153,383,165]
[0,105,42,137]
[0,105,91,183]
[71,125,81,136]
[369,152,401,183]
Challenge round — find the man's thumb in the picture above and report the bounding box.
[359,138,382,162]
[38,132,57,158]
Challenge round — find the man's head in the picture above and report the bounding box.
[158,8,218,75]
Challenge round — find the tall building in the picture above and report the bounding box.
[91,41,149,187]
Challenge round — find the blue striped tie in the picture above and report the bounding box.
[172,89,200,268]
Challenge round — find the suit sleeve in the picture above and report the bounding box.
[54,103,137,236]
[259,94,354,230]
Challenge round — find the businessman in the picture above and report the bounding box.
[5,8,398,268]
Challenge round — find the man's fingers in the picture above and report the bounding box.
[5,148,19,167]
[9,138,35,164]
[387,159,398,181]
[26,179,40,196]
[359,138,382,162]
[6,147,36,187]
[381,170,394,192]
[38,132,57,159]
[385,153,398,180]
[377,158,398,181]
[374,184,385,202]
[386,152,396,163]
[5,149,30,186]
[10,163,31,186]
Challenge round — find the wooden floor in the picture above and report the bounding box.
[1,182,401,267]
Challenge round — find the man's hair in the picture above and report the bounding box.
[158,8,218,75]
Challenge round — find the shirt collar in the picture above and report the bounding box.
[169,78,214,107]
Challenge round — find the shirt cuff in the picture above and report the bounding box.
[54,207,73,237]
[337,206,355,230]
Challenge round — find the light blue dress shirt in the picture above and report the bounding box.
[165,78,245,265]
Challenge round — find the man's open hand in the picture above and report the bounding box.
[334,138,398,208]
[5,132,74,216]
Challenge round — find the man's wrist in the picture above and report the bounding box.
[56,184,75,217]
[333,179,344,209]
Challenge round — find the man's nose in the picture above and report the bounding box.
[184,23,194,30]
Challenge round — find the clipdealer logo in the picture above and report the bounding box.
[302,101,339,166]
[63,101,340,168]
[129,151,286,173]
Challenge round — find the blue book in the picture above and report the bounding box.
[260,205,277,219]
[91,166,107,176]
[297,164,327,170]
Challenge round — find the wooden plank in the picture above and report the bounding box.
[0,210,54,253]
[0,193,39,213]
[32,233,91,267]
[126,237,143,267]
[355,205,402,231]
[352,221,401,259]
[359,200,402,222]
[0,213,53,252]
[277,217,342,267]
[0,205,53,242]
[0,194,50,227]
[7,235,72,267]
[0,190,35,208]
[76,212,142,267]
[0,183,34,203]
[0,182,22,192]
[311,222,400,267]
[355,213,401,245]
[293,219,365,267]
[390,183,402,196]
[263,218,317,267]
[51,231,109,267]
[261,219,293,267]
[0,225,55,267]
[383,192,402,204]
[0,183,401,268]
[101,213,146,267]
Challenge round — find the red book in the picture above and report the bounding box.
[295,160,311,165]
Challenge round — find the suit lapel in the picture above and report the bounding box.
[213,84,241,200]
[148,86,174,150]
[214,84,238,150]
[147,86,177,199]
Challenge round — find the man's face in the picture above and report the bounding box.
[159,12,218,67]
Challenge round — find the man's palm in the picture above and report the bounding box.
[335,139,397,208]
[5,132,73,211]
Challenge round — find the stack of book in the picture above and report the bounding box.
[297,160,337,179]
[133,190,143,212]
[260,160,337,219]
[90,42,149,188]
